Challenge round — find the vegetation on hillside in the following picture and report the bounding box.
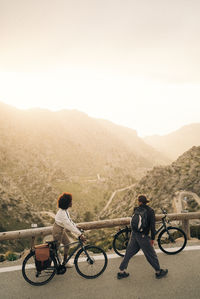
[101,146,200,218]
[0,102,199,254]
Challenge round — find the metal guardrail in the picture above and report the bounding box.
[0,212,200,245]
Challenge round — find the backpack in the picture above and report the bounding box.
[131,206,148,232]
[34,244,51,272]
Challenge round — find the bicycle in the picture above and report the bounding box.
[113,208,187,256]
[22,235,108,286]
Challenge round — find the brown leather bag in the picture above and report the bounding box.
[34,244,51,271]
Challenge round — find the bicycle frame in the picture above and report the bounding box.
[53,239,88,266]
[155,216,168,236]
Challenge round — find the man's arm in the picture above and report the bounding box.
[149,208,156,241]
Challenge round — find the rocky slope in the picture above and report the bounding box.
[0,101,169,235]
[101,146,200,219]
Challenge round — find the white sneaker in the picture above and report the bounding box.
[66,261,74,268]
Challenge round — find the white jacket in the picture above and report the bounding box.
[55,209,81,236]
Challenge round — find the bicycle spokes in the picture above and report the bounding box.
[158,227,187,254]
[22,252,56,286]
[112,228,131,256]
[75,246,107,279]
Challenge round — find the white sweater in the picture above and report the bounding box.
[55,209,81,236]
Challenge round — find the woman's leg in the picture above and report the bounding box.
[52,223,63,257]
[61,231,70,262]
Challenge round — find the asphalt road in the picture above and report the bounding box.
[0,247,200,299]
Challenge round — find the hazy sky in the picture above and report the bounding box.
[1,0,200,136]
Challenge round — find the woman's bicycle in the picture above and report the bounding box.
[113,208,187,256]
[22,236,108,286]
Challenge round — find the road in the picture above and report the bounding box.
[1,246,200,299]
[99,184,136,217]
[173,191,200,214]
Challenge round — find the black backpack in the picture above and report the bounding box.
[131,206,148,232]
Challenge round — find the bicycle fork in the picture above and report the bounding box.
[164,227,175,243]
[82,247,94,265]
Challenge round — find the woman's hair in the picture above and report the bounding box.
[57,192,72,209]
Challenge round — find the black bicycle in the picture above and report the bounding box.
[113,208,187,256]
[22,236,108,286]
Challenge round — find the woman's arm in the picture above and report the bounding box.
[56,210,82,236]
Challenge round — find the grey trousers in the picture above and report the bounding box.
[119,232,160,272]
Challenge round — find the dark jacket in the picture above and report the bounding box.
[133,204,156,240]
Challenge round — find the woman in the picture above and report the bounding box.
[52,192,85,267]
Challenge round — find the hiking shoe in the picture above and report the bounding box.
[155,269,168,279]
[66,261,74,268]
[62,260,74,268]
[117,272,129,279]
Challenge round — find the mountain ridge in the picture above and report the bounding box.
[144,123,200,160]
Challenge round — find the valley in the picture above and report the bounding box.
[0,102,199,253]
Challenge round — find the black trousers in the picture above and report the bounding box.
[119,232,160,272]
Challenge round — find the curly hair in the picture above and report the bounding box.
[57,192,72,209]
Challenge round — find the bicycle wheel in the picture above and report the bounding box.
[74,245,108,279]
[113,227,131,257]
[158,226,187,255]
[22,251,57,286]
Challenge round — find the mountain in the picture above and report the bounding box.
[0,180,45,252]
[0,101,169,237]
[101,146,200,219]
[144,123,200,160]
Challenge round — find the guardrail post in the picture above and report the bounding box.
[30,236,35,249]
[182,219,191,240]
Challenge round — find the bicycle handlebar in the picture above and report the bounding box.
[161,208,167,214]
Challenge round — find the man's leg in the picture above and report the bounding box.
[119,233,140,271]
[136,234,160,271]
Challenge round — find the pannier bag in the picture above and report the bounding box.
[34,244,51,272]
[131,206,148,232]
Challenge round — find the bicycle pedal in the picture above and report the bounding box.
[56,265,66,275]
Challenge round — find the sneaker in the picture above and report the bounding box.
[117,272,129,279]
[66,261,74,268]
[155,269,168,279]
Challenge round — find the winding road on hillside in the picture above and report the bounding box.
[99,183,136,217]
[99,186,200,218]
[173,190,200,214]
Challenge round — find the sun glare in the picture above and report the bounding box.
[1,70,200,137]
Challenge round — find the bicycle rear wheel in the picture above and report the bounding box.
[158,226,187,255]
[113,227,131,257]
[74,245,107,279]
[22,251,57,286]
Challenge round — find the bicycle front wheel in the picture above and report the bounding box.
[113,227,131,257]
[158,226,187,255]
[74,245,108,279]
[22,251,57,286]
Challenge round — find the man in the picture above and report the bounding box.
[117,195,168,279]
